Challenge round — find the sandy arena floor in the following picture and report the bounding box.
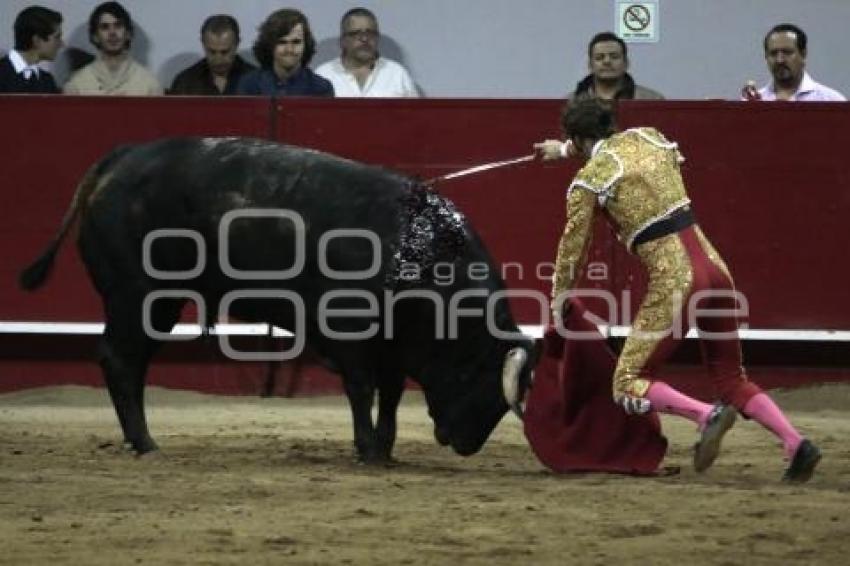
[0,384,848,565]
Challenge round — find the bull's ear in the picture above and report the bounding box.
[502,347,528,418]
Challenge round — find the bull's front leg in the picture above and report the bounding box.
[374,372,405,462]
[342,372,379,462]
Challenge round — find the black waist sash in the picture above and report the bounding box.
[632,207,695,249]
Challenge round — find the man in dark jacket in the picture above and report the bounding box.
[569,32,662,101]
[169,14,255,96]
[0,5,63,93]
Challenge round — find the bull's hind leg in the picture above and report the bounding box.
[341,370,379,463]
[99,291,185,454]
[374,370,405,462]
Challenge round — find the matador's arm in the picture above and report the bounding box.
[551,186,596,310]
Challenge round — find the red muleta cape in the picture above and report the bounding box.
[523,299,668,475]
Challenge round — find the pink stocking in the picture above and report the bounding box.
[646,381,714,429]
[743,393,803,459]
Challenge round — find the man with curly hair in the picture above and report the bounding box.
[237,8,333,97]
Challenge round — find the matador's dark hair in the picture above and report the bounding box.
[561,98,618,141]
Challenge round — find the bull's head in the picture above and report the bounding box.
[423,338,535,456]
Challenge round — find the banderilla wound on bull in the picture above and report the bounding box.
[425,154,536,185]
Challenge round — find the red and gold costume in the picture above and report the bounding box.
[552,128,762,409]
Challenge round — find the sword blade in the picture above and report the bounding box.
[428,154,535,184]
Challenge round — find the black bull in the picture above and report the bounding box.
[20,137,534,461]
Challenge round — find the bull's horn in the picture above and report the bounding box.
[501,347,528,418]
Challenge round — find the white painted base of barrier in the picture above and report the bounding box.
[2,322,850,342]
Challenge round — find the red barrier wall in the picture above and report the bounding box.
[1,96,848,395]
[3,96,271,321]
[615,102,850,329]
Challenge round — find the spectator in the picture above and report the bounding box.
[742,24,845,101]
[169,14,254,96]
[237,9,333,97]
[569,32,662,101]
[0,5,63,93]
[64,1,162,96]
[315,7,418,98]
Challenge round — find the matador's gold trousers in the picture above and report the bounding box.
[613,226,762,410]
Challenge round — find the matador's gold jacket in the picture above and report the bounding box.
[552,127,690,299]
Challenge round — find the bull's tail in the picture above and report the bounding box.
[19,146,132,290]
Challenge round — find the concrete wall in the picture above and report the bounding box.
[1,0,848,99]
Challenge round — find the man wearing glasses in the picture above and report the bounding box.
[316,7,418,97]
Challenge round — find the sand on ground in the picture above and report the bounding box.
[0,384,848,565]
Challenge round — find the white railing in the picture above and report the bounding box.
[2,322,850,342]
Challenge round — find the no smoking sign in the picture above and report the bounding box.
[616,0,659,43]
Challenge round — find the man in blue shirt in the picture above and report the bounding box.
[237,8,333,97]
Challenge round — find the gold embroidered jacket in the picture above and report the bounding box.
[552,128,690,299]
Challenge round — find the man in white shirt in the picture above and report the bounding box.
[316,7,418,98]
[743,23,845,102]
